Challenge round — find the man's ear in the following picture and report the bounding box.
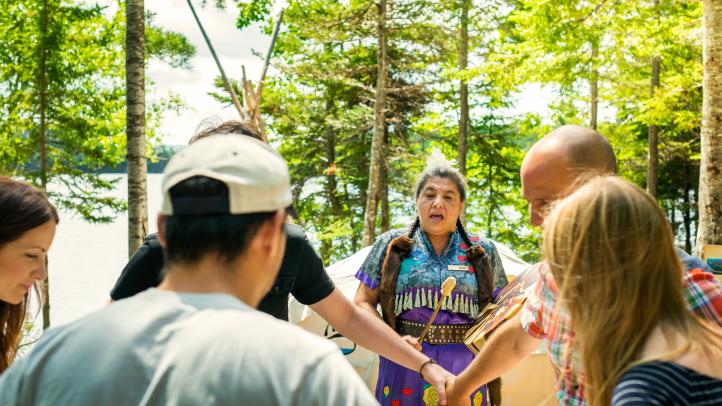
[250,209,286,254]
[156,214,167,247]
[270,209,285,234]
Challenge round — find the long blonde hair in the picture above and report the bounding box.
[543,175,722,406]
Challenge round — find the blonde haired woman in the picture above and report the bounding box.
[543,175,722,406]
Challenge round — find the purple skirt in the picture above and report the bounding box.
[375,309,488,406]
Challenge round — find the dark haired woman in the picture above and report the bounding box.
[354,150,508,405]
[0,177,58,372]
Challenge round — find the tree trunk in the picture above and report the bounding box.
[669,199,677,240]
[325,102,341,216]
[693,184,699,243]
[683,162,692,253]
[39,0,51,330]
[458,0,470,176]
[291,182,304,211]
[323,100,340,263]
[126,0,148,257]
[486,163,493,236]
[647,55,661,198]
[697,0,722,255]
[380,163,389,233]
[362,0,387,246]
[380,129,389,233]
[320,240,331,265]
[590,41,599,130]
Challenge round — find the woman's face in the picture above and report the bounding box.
[416,177,464,238]
[0,220,56,304]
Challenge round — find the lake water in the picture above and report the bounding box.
[45,173,532,327]
[48,174,164,326]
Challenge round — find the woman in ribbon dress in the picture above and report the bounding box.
[354,149,508,406]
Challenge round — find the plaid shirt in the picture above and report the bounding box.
[520,249,722,405]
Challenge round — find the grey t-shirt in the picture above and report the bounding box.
[0,289,377,406]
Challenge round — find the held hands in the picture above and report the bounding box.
[400,335,455,405]
[444,378,466,406]
[420,361,454,405]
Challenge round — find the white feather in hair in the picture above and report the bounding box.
[425,147,458,172]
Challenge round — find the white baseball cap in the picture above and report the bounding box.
[161,134,292,216]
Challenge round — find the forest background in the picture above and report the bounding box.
[1,0,720,317]
[213,0,714,264]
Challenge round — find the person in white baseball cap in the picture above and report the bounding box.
[0,135,377,405]
[109,121,455,404]
[161,134,294,217]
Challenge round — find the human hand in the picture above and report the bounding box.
[401,335,422,351]
[444,377,466,406]
[420,363,454,405]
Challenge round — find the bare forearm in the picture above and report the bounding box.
[346,286,454,403]
[334,302,428,371]
[316,289,427,371]
[454,314,540,396]
[356,301,384,320]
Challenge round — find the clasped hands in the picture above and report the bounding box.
[401,335,467,406]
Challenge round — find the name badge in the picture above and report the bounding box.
[448,265,470,271]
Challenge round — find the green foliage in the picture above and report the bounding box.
[206,0,703,262]
[208,0,540,263]
[145,12,196,69]
[0,0,194,223]
[471,0,704,250]
[236,0,273,29]
[1,1,126,221]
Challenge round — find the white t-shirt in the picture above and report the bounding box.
[0,289,377,406]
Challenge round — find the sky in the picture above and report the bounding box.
[142,0,557,146]
[145,0,271,145]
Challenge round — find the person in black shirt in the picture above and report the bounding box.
[111,223,332,321]
[110,120,455,403]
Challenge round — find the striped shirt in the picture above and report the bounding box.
[519,249,722,405]
[612,361,722,405]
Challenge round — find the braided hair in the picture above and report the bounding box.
[381,148,495,316]
[378,218,419,330]
[379,214,494,317]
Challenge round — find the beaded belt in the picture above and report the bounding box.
[397,319,471,345]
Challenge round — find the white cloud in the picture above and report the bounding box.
[145,0,271,145]
[102,0,559,144]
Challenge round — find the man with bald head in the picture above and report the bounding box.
[445,125,722,405]
[521,125,616,226]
